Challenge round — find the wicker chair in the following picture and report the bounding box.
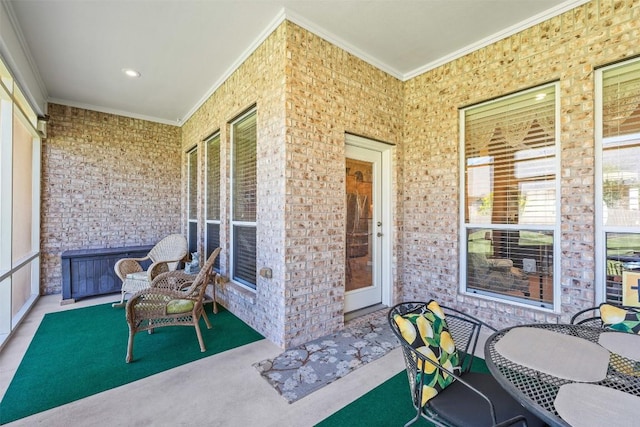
[112,234,188,307]
[388,301,544,427]
[125,247,221,363]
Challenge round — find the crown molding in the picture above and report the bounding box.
[183,0,590,125]
[48,97,181,126]
[404,0,591,80]
[283,8,404,80]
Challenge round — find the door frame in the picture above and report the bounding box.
[345,133,394,311]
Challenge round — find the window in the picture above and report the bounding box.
[597,59,640,305]
[231,109,257,289]
[0,56,41,348]
[187,147,198,254]
[461,83,558,307]
[205,133,221,270]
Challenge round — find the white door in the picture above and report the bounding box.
[344,141,386,313]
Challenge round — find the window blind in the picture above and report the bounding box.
[601,60,640,227]
[188,148,198,220]
[231,110,257,288]
[603,61,640,138]
[187,148,198,253]
[206,134,220,221]
[465,85,556,226]
[463,84,557,306]
[233,113,257,222]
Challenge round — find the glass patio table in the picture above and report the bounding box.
[484,323,640,426]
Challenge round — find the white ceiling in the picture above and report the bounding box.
[6,0,587,125]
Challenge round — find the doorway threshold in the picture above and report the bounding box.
[344,303,387,323]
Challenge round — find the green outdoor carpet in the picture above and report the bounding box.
[316,356,489,427]
[0,303,263,424]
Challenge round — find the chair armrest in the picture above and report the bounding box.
[148,261,169,281]
[147,258,186,280]
[150,271,196,292]
[114,257,149,280]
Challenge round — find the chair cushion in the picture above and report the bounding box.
[600,304,640,333]
[166,299,194,314]
[429,371,546,427]
[127,271,149,281]
[393,300,460,405]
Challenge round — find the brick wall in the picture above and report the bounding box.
[182,21,403,347]
[41,104,182,295]
[402,0,640,324]
[181,25,289,346]
[283,23,403,345]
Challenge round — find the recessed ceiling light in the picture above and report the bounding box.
[122,68,141,78]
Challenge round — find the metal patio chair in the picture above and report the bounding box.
[388,301,544,427]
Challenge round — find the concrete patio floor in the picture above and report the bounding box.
[0,294,405,426]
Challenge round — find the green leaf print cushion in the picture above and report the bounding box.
[393,300,460,406]
[600,303,640,334]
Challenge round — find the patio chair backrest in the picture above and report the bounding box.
[389,301,487,374]
[148,234,188,268]
[183,247,221,297]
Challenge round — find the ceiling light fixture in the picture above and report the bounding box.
[122,68,141,78]
[535,93,546,101]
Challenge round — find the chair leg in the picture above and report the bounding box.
[112,290,126,308]
[194,321,207,352]
[126,331,135,363]
[202,310,212,329]
[404,408,423,427]
[212,290,218,314]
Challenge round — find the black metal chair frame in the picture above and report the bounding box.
[388,301,531,427]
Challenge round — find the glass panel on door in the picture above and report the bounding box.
[345,158,373,292]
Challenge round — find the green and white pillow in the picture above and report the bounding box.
[600,304,640,334]
[393,300,460,406]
